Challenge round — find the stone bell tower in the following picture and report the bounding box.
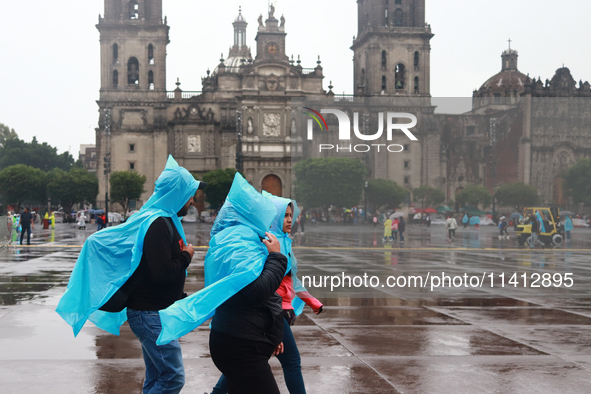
[352,0,433,97]
[95,0,170,210]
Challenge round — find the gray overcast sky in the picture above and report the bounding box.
[1,1,590,156]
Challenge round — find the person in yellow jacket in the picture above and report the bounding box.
[383,217,393,243]
[50,212,56,229]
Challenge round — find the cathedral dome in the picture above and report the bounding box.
[480,69,528,92]
[214,56,251,74]
[475,48,528,97]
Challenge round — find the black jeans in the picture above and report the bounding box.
[210,330,280,394]
[20,226,31,245]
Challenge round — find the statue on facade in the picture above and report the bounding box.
[269,4,275,18]
[280,15,285,27]
[258,14,263,28]
[247,118,254,134]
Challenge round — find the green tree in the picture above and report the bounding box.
[564,158,591,205]
[294,158,366,212]
[367,178,408,211]
[200,168,238,209]
[495,182,540,212]
[0,164,46,207]
[412,185,445,208]
[0,123,18,147]
[456,184,493,208]
[110,171,146,213]
[47,168,99,214]
[0,136,75,172]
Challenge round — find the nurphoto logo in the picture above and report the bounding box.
[303,108,418,153]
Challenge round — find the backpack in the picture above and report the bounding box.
[99,217,175,313]
[391,221,399,231]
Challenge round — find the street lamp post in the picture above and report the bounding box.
[236,110,243,173]
[364,181,368,223]
[104,109,111,226]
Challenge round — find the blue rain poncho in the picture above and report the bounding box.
[56,156,200,336]
[536,211,546,233]
[463,214,469,224]
[565,216,573,232]
[262,191,313,316]
[156,173,289,345]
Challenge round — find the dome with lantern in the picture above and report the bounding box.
[474,47,528,99]
[214,6,253,74]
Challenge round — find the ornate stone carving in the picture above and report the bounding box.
[187,135,201,153]
[262,113,281,137]
[266,75,279,91]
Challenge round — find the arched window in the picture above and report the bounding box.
[148,44,154,65]
[381,51,387,69]
[113,43,118,63]
[148,70,154,90]
[395,63,405,89]
[127,57,139,85]
[394,8,403,26]
[414,76,419,93]
[382,76,387,92]
[113,70,119,88]
[129,0,139,20]
[414,51,419,67]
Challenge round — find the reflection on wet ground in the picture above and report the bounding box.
[1,223,591,393]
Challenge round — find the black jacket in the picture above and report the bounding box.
[530,218,539,234]
[398,219,406,232]
[211,252,288,347]
[126,217,192,311]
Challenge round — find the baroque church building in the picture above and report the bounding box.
[95,0,591,211]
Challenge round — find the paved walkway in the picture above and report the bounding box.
[1,223,590,393]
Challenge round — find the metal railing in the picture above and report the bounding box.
[166,91,203,99]
[333,93,355,102]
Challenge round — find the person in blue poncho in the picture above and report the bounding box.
[210,193,323,394]
[156,173,288,394]
[56,156,204,394]
[564,215,573,241]
[463,213,469,229]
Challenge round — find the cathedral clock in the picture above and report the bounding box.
[266,42,279,56]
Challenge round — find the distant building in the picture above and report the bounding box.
[93,0,590,211]
[79,144,97,173]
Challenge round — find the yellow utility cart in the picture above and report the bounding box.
[516,207,563,246]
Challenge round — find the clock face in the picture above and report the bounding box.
[266,42,279,55]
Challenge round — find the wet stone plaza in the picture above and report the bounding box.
[1,222,591,393]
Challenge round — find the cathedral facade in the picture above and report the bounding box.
[95,0,591,211]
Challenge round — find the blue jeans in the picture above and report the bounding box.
[212,318,306,394]
[399,231,405,242]
[127,309,185,394]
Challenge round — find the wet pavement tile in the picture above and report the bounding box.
[431,307,591,325]
[272,357,400,394]
[2,224,591,392]
[327,326,546,357]
[307,306,467,326]
[365,355,591,394]
[490,325,591,356]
